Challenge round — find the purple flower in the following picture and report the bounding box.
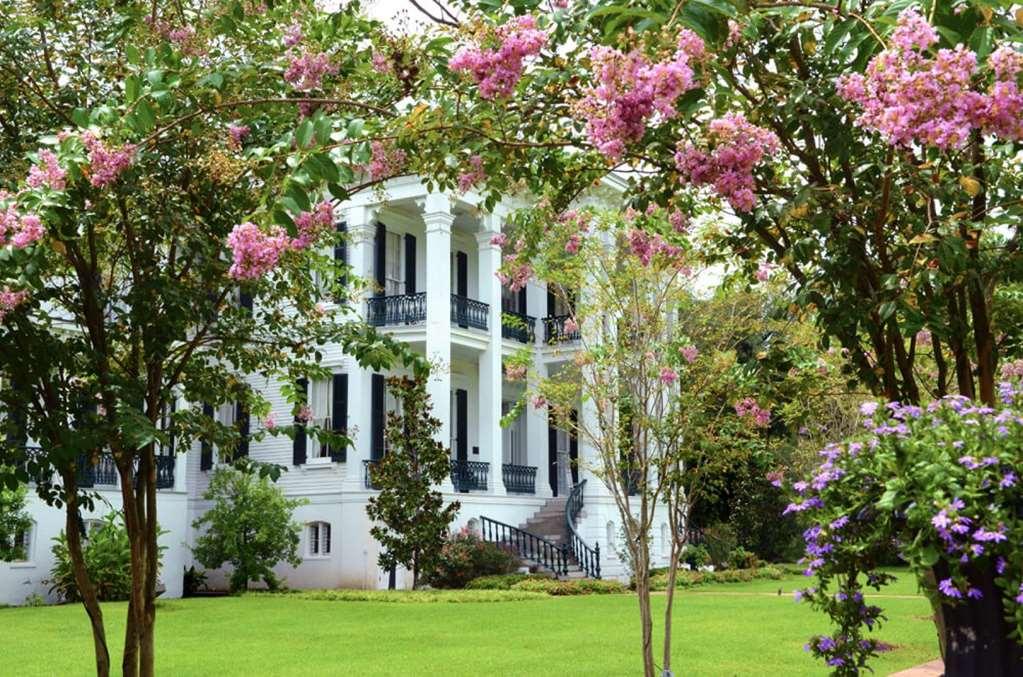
[818,636,837,651]
[830,516,850,530]
[932,510,950,530]
[938,578,962,598]
[973,527,1007,543]
[997,557,1007,575]
[859,401,878,416]
[967,587,983,600]
[827,658,846,667]
[1002,472,1018,488]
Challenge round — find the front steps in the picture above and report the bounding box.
[481,495,593,580]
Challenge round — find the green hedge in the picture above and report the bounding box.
[509,578,628,596]
[648,565,785,591]
[465,573,552,590]
[270,589,548,603]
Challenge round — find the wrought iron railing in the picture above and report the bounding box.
[77,453,119,487]
[479,516,568,577]
[363,459,381,490]
[501,311,536,343]
[566,479,601,579]
[367,292,426,327]
[502,463,537,494]
[543,314,581,343]
[451,294,488,331]
[154,456,176,489]
[450,459,488,492]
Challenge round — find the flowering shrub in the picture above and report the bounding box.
[449,15,546,100]
[784,379,1023,672]
[424,529,520,589]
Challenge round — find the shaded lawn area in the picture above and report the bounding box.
[2,571,938,676]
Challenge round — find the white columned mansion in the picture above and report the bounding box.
[1,175,676,604]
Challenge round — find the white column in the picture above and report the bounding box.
[527,362,552,498]
[578,390,610,498]
[421,192,454,492]
[344,205,378,320]
[477,219,505,496]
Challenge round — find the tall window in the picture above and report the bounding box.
[308,522,331,557]
[501,286,519,313]
[309,380,332,458]
[501,402,526,465]
[385,231,404,296]
[4,523,33,562]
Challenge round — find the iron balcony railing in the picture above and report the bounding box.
[451,294,488,331]
[501,311,536,343]
[450,459,488,492]
[543,314,581,343]
[502,463,537,494]
[367,292,427,327]
[566,479,601,579]
[363,459,382,490]
[479,516,569,577]
[77,453,176,490]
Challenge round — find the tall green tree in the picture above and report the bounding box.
[0,482,32,562]
[192,464,305,593]
[365,376,460,589]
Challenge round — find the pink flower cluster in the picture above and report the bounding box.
[836,8,1023,147]
[226,201,334,280]
[659,367,679,385]
[148,17,202,55]
[735,397,771,427]
[0,287,29,323]
[1002,359,1023,380]
[228,124,251,149]
[559,209,589,253]
[755,262,775,282]
[577,30,703,160]
[284,50,337,92]
[371,51,391,74]
[26,150,66,191]
[449,15,547,100]
[627,228,686,269]
[680,345,699,364]
[457,155,486,192]
[283,23,303,48]
[365,140,408,181]
[82,133,135,188]
[674,112,779,212]
[0,205,45,249]
[505,363,527,381]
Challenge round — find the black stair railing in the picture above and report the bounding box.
[501,311,536,343]
[367,292,427,327]
[502,463,537,494]
[543,314,581,343]
[565,479,601,579]
[450,294,488,331]
[479,516,568,577]
[450,460,488,492]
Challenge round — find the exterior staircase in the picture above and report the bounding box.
[479,481,600,580]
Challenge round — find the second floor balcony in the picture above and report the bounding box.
[367,293,489,332]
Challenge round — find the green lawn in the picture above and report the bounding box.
[2,571,939,676]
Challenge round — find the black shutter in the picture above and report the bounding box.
[455,389,468,462]
[239,290,253,313]
[235,402,249,458]
[293,378,308,466]
[456,252,468,297]
[404,234,416,295]
[547,288,556,316]
[330,373,348,462]
[371,374,385,460]
[374,223,386,295]
[335,221,348,289]
[200,403,214,471]
[166,399,177,456]
[569,409,579,486]
[548,418,558,497]
[518,287,527,315]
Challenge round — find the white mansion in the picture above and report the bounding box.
[0,176,676,604]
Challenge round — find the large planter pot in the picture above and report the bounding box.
[933,562,1023,676]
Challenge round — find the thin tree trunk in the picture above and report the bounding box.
[661,541,681,675]
[140,448,158,677]
[118,453,146,677]
[633,545,655,677]
[61,471,111,677]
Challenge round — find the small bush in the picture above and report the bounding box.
[425,530,519,589]
[510,577,627,596]
[701,524,738,568]
[183,565,208,597]
[49,512,166,603]
[682,544,711,569]
[728,546,761,570]
[466,573,550,590]
[648,565,785,591]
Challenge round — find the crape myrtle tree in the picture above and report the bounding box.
[500,205,819,676]
[411,1,1023,672]
[0,1,490,675]
[365,376,460,589]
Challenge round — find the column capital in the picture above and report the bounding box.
[418,191,453,220]
[475,230,501,251]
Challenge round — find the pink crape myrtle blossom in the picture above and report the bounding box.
[836,8,1023,147]
[668,209,689,233]
[365,140,407,181]
[563,317,579,334]
[490,232,507,247]
[263,414,277,431]
[457,154,486,192]
[283,23,303,48]
[371,51,391,74]
[680,345,699,364]
[292,201,334,248]
[82,133,135,188]
[26,150,67,191]
[296,405,314,423]
[227,124,251,149]
[627,228,688,269]
[675,112,779,212]
[659,367,679,385]
[577,30,703,160]
[755,262,775,282]
[284,50,337,91]
[227,222,293,280]
[0,287,30,322]
[0,205,45,249]
[504,363,527,381]
[449,15,547,100]
[735,397,771,428]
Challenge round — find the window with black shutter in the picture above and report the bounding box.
[293,378,308,466]
[404,234,416,295]
[371,374,385,460]
[374,223,386,295]
[200,403,214,471]
[330,373,348,462]
[235,402,249,458]
[335,221,348,290]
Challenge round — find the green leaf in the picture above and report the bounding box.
[134,99,156,133]
[125,75,141,104]
[296,119,315,149]
[347,118,365,138]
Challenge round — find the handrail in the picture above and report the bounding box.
[565,479,601,579]
[542,314,581,343]
[479,515,568,577]
[501,463,537,494]
[367,292,427,327]
[451,294,488,331]
[450,459,489,492]
[501,311,536,343]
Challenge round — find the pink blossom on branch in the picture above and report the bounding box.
[675,112,779,212]
[26,150,67,191]
[0,205,45,249]
[227,124,251,149]
[457,154,486,192]
[576,30,703,161]
[82,133,135,188]
[292,201,334,248]
[0,287,30,322]
[284,50,337,91]
[226,222,293,280]
[680,345,699,364]
[735,397,771,428]
[365,140,408,181]
[449,15,547,100]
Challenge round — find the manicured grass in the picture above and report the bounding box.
[2,571,938,676]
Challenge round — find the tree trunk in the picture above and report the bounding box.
[933,562,1023,675]
[634,547,655,677]
[61,472,111,677]
[118,453,146,677]
[122,595,139,677]
[140,449,158,677]
[661,542,681,675]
